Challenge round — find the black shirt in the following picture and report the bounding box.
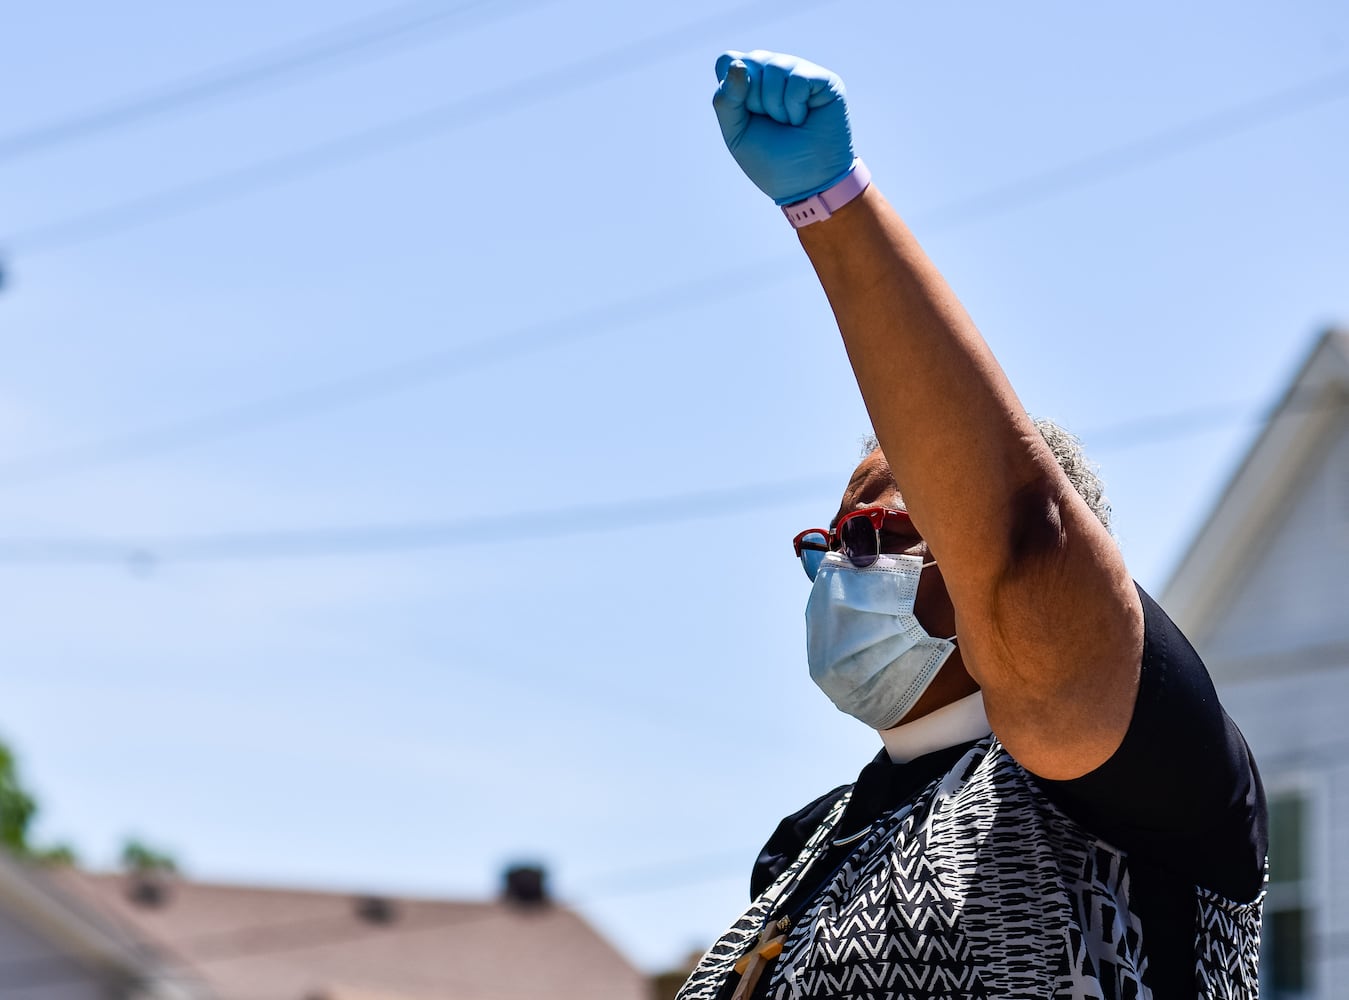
[687,586,1266,1000]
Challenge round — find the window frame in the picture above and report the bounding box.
[1259,770,1327,1000]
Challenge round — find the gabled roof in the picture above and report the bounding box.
[1161,328,1349,644]
[51,871,653,1000]
[0,851,207,1000]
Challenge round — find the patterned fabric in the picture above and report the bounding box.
[677,738,1263,1000]
[677,795,851,1000]
[1196,884,1264,997]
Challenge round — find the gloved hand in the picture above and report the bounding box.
[712,50,856,206]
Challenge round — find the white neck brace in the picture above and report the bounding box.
[878,690,991,764]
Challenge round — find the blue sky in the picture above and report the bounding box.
[1,0,1347,974]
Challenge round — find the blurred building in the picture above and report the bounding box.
[1,859,652,1000]
[0,849,203,1000]
[1163,328,1348,999]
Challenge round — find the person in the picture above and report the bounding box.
[677,51,1267,1000]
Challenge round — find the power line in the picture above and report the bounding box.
[4,50,1346,257]
[1076,401,1254,450]
[0,0,555,162]
[0,475,837,568]
[573,849,752,899]
[19,386,1349,568]
[1078,384,1340,449]
[0,389,1337,568]
[1,0,833,256]
[0,327,1311,491]
[1,67,1344,487]
[0,256,796,485]
[908,67,1349,231]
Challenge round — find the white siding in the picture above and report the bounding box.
[1219,668,1349,765]
[1325,759,1349,999]
[1213,651,1349,1000]
[1201,417,1349,664]
[1158,335,1348,998]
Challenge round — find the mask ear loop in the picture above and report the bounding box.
[919,558,957,643]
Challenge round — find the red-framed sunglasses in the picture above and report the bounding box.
[792,507,912,581]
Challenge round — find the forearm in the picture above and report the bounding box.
[798,184,1060,591]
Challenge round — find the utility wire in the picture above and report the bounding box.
[0,475,837,568]
[1076,400,1256,450]
[0,0,555,163]
[910,67,1349,230]
[0,389,1340,569]
[1,64,1345,485]
[572,848,752,899]
[1079,384,1344,449]
[0,320,1319,491]
[1,0,832,256]
[4,52,1347,256]
[0,257,794,486]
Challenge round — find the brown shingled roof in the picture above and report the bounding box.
[51,871,652,1000]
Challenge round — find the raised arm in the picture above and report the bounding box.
[714,51,1142,780]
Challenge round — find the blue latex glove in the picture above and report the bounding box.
[712,50,856,206]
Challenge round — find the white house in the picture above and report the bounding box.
[1162,328,1349,1000]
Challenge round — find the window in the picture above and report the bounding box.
[1261,790,1311,998]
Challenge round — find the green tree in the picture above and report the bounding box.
[120,838,178,875]
[0,739,77,864]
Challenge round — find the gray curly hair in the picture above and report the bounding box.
[861,417,1112,533]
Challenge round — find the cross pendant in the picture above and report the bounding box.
[730,919,787,1000]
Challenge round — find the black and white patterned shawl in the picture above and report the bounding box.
[677,737,1263,1000]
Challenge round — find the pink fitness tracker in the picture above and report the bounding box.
[782,160,872,229]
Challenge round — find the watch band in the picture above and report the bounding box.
[781,160,872,228]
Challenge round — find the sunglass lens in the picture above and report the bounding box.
[839,516,879,568]
[797,530,828,581]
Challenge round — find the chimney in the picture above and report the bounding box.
[502,864,548,906]
[126,872,170,908]
[353,895,397,925]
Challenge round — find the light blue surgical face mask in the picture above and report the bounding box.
[805,551,955,730]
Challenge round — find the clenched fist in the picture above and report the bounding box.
[712,50,857,205]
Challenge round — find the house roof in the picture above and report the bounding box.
[0,851,205,1000]
[1160,327,1349,645]
[50,870,652,1000]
